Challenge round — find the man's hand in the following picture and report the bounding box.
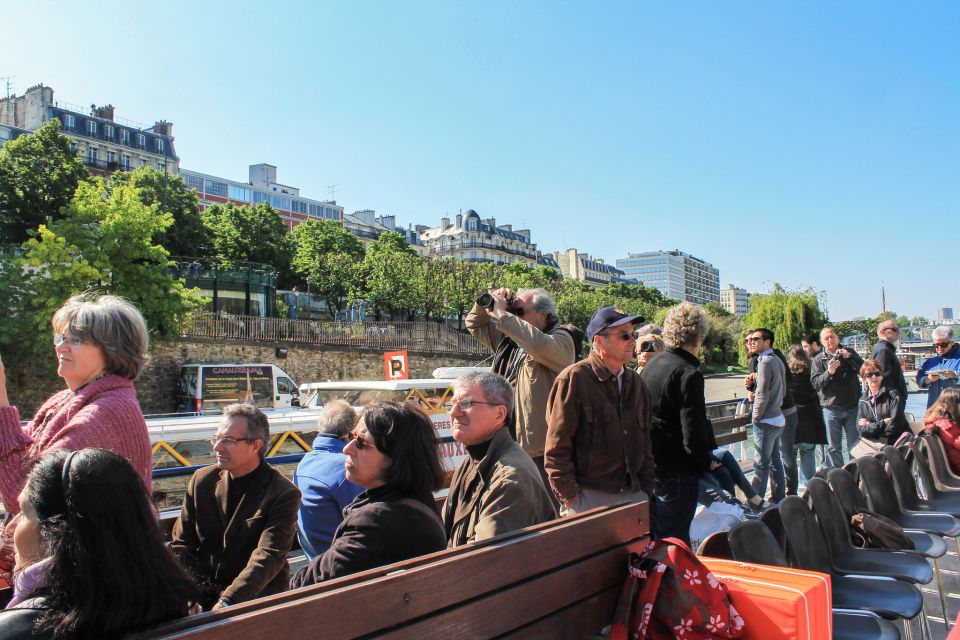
[490,287,515,319]
[927,372,941,382]
[858,418,869,426]
[827,359,841,375]
[837,348,850,359]
[941,370,958,380]
[744,373,757,389]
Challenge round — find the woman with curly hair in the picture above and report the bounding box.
[924,388,960,474]
[641,302,716,543]
[0,449,197,639]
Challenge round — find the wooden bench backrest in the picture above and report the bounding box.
[137,500,649,639]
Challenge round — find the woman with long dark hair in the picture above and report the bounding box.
[291,401,447,587]
[0,449,196,639]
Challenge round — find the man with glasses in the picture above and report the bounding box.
[171,403,300,610]
[918,326,960,407]
[811,327,865,466]
[442,372,556,547]
[871,320,909,431]
[745,329,787,502]
[545,307,653,516]
[467,288,576,495]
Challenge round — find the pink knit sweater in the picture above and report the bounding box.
[0,375,152,515]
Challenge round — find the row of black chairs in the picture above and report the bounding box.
[698,431,960,640]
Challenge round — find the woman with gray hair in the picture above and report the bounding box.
[0,294,153,523]
[640,302,716,543]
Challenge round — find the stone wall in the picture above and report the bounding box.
[8,339,485,417]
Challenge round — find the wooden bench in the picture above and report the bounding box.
[135,500,650,639]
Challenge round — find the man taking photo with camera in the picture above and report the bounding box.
[467,287,576,497]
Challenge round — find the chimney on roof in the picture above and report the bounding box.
[455,213,462,227]
[93,104,115,121]
[441,217,450,229]
[152,120,174,137]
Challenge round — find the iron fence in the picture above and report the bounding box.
[182,312,488,355]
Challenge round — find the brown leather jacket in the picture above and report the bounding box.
[171,461,300,608]
[466,304,576,457]
[544,351,655,502]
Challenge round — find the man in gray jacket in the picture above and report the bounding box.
[747,328,786,502]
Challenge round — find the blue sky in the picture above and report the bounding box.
[5,1,958,321]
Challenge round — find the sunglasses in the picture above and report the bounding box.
[864,372,883,379]
[601,330,636,342]
[745,337,763,343]
[934,342,952,349]
[638,341,658,353]
[350,429,376,451]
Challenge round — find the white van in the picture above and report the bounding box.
[176,364,300,414]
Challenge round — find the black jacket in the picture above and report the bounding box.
[290,485,446,588]
[787,367,827,445]
[0,598,52,640]
[870,339,909,430]
[640,348,715,474]
[811,349,865,410]
[857,386,909,444]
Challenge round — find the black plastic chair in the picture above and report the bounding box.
[805,478,932,584]
[856,455,960,537]
[759,505,787,556]
[696,530,734,559]
[727,519,903,640]
[885,445,960,515]
[778,496,924,624]
[827,468,947,559]
[917,428,960,491]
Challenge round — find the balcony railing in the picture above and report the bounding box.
[182,312,488,356]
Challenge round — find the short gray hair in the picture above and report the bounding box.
[933,326,955,341]
[223,403,270,458]
[453,371,514,417]
[662,302,709,350]
[52,293,149,380]
[317,399,356,438]
[517,288,558,323]
[636,324,663,337]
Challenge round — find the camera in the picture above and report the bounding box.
[477,292,525,317]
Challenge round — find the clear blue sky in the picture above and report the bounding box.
[6,1,958,321]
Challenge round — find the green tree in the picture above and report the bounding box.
[911,315,931,327]
[357,232,420,320]
[290,219,364,315]
[202,202,292,281]
[21,178,203,338]
[0,119,88,244]
[109,167,209,257]
[739,284,827,362]
[442,259,501,329]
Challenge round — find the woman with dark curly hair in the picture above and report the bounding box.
[291,401,447,587]
[0,448,197,639]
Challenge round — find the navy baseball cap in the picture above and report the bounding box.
[586,307,645,341]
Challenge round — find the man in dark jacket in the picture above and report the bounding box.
[545,307,653,516]
[871,319,909,433]
[811,327,865,467]
[641,302,715,544]
[171,404,300,610]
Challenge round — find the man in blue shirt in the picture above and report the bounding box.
[918,326,960,408]
[293,400,363,559]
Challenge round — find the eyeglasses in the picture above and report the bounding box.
[600,331,636,342]
[880,326,900,333]
[349,429,377,450]
[638,341,658,353]
[934,342,952,349]
[53,334,86,347]
[864,372,883,379]
[443,397,501,411]
[210,436,257,448]
[745,337,763,343]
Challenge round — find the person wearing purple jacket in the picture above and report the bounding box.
[294,400,363,559]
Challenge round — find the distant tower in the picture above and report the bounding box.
[939,308,954,323]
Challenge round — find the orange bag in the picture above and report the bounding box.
[700,559,831,640]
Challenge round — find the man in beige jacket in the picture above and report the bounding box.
[466,287,576,497]
[442,372,557,547]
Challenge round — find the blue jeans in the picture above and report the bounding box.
[823,407,860,468]
[706,448,757,499]
[652,470,701,546]
[796,443,818,485]
[751,422,785,502]
[779,411,799,496]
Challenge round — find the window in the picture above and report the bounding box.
[182,173,203,191]
[228,185,251,202]
[120,130,129,145]
[121,155,131,171]
[86,120,97,136]
[62,114,75,129]
[157,162,166,172]
[105,125,114,140]
[205,181,228,198]
[69,142,78,152]
[107,151,117,165]
[87,148,98,164]
[156,139,164,154]
[137,134,146,150]
[140,158,147,167]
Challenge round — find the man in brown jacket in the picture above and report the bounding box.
[466,287,576,495]
[442,372,557,547]
[545,307,654,516]
[171,403,300,610]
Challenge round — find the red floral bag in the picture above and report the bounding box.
[611,537,744,640]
